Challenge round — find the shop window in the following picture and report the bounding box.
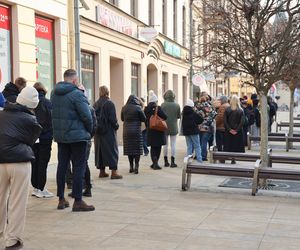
[35,16,55,97]
[0,4,11,91]
[130,0,138,18]
[173,0,177,41]
[81,52,95,104]
[131,63,139,96]
[109,0,118,6]
[162,0,167,34]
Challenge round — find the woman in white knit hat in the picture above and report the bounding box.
[144,91,167,169]
[0,86,42,249]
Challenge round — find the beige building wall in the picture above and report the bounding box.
[1,0,68,88]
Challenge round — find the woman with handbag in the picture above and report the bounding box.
[144,92,168,170]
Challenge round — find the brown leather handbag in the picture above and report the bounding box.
[149,107,168,132]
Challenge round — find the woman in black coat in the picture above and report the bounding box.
[31,82,54,198]
[94,86,122,179]
[144,92,167,170]
[121,95,146,174]
[224,95,245,163]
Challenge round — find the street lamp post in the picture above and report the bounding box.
[189,0,194,99]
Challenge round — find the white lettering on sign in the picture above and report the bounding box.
[0,14,8,23]
[35,24,49,34]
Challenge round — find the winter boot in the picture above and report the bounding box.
[72,200,95,212]
[99,169,109,178]
[134,164,139,174]
[170,156,178,168]
[111,170,123,179]
[152,157,162,170]
[57,198,70,210]
[83,187,92,197]
[129,163,134,173]
[164,156,170,167]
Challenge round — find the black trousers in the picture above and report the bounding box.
[57,142,87,201]
[31,140,52,191]
[128,155,141,166]
[65,141,92,188]
[150,146,162,164]
[216,130,225,152]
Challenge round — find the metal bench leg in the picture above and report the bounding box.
[285,136,289,152]
[186,173,192,190]
[182,165,187,191]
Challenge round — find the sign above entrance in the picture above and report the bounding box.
[140,27,158,42]
[163,41,181,58]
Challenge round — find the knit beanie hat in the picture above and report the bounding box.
[16,86,39,109]
[149,90,158,103]
[0,92,6,108]
[186,99,194,108]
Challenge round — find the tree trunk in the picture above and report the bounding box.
[289,87,295,149]
[259,91,269,168]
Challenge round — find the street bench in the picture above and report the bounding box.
[276,121,300,132]
[182,158,300,196]
[247,132,300,151]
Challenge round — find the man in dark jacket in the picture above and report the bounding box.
[0,86,41,249]
[161,90,181,168]
[2,77,27,103]
[51,69,94,212]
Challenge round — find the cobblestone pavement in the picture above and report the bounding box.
[1,112,300,250]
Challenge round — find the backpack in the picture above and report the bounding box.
[95,101,108,135]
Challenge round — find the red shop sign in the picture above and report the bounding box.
[35,17,53,40]
[0,5,10,30]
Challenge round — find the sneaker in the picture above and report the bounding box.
[5,240,23,249]
[31,188,39,197]
[41,189,54,198]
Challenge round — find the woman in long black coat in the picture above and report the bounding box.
[94,86,122,179]
[224,95,245,163]
[121,95,146,174]
[144,92,167,170]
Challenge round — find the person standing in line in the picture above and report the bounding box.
[94,86,122,179]
[121,95,146,174]
[0,86,42,249]
[182,99,204,162]
[31,82,54,198]
[0,92,6,110]
[2,77,27,103]
[224,95,245,163]
[215,95,230,152]
[161,90,181,168]
[51,69,94,212]
[144,91,167,170]
[140,97,149,156]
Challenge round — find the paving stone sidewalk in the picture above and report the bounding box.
[2,112,300,250]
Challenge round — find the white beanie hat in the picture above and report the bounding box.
[186,99,194,108]
[149,92,158,103]
[16,86,39,109]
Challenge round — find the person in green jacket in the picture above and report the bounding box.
[161,90,181,167]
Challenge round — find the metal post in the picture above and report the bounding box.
[189,0,194,99]
[74,0,81,81]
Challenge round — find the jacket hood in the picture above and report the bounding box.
[183,106,194,114]
[3,82,19,96]
[54,82,77,96]
[163,90,175,102]
[126,95,140,106]
[4,102,33,115]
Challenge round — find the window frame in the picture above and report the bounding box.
[81,51,95,103]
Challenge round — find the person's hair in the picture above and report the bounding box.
[14,77,27,90]
[200,96,207,103]
[253,99,259,106]
[99,85,109,97]
[33,82,47,94]
[219,95,228,104]
[63,69,77,80]
[230,95,242,110]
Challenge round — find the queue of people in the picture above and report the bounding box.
[0,69,278,249]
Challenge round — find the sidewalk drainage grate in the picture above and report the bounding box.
[219,177,300,192]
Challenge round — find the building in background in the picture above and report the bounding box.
[0,0,68,96]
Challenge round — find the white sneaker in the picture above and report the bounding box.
[32,188,39,197]
[40,189,54,198]
[34,189,44,198]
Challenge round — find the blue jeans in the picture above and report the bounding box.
[57,142,87,201]
[142,130,149,155]
[200,132,212,160]
[185,134,202,162]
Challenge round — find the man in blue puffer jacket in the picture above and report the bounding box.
[51,69,94,212]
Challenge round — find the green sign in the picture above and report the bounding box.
[164,41,181,58]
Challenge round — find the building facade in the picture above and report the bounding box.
[0,0,68,95]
